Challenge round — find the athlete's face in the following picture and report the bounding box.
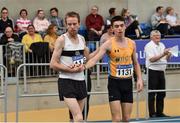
[66,17,80,36]
[112,21,126,37]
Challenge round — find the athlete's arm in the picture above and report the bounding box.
[50,35,82,73]
[84,39,111,69]
[132,41,143,92]
[81,37,100,61]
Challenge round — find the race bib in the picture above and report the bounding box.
[116,64,133,78]
[72,55,85,64]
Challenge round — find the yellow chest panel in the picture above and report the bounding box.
[108,37,134,78]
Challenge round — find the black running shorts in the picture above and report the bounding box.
[108,76,133,103]
[58,78,87,101]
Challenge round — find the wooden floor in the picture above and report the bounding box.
[1,98,180,122]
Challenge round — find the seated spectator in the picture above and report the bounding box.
[0,26,22,76]
[0,26,19,45]
[15,9,31,33]
[105,8,116,26]
[44,24,58,52]
[166,7,180,34]
[33,9,50,37]
[100,23,114,45]
[151,6,169,35]
[0,7,14,33]
[49,7,65,35]
[121,8,142,39]
[22,25,43,53]
[85,5,104,41]
[15,9,32,40]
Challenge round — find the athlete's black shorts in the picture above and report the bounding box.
[58,78,87,101]
[108,76,133,103]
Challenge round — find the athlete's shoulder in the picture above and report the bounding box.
[125,37,135,44]
[57,34,65,41]
[55,34,65,47]
[78,34,85,41]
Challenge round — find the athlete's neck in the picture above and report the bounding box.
[67,32,78,40]
[67,32,79,43]
[116,36,125,42]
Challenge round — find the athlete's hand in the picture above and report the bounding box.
[136,79,143,92]
[68,64,75,69]
[70,64,84,73]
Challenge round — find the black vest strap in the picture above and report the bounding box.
[61,50,84,57]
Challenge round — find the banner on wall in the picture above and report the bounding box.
[135,38,180,65]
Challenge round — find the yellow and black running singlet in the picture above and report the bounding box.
[108,37,134,79]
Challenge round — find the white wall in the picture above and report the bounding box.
[128,0,180,23]
[0,0,180,25]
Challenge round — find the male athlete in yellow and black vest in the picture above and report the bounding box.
[84,16,143,122]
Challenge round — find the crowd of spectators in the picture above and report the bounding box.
[0,5,179,74]
[0,6,179,48]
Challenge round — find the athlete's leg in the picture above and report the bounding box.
[64,97,84,122]
[109,100,121,122]
[78,98,86,114]
[69,98,86,121]
[121,103,133,122]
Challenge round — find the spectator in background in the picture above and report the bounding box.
[33,9,50,37]
[15,9,32,40]
[0,26,21,75]
[100,23,114,45]
[144,30,171,118]
[44,24,58,52]
[121,8,142,39]
[49,7,65,35]
[22,25,43,53]
[85,5,104,41]
[151,6,169,35]
[0,7,14,33]
[0,26,19,45]
[166,7,180,34]
[105,8,116,26]
[15,9,31,33]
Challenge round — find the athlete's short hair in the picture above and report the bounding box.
[111,16,125,26]
[65,11,80,24]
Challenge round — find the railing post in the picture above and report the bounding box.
[145,67,149,119]
[84,69,88,121]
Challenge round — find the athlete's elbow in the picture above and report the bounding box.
[50,61,57,70]
[50,63,54,70]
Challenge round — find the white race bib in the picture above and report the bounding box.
[116,64,133,78]
[72,55,85,64]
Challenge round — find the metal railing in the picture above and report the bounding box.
[15,63,58,122]
[145,62,180,119]
[1,41,180,78]
[0,64,8,122]
[16,63,143,122]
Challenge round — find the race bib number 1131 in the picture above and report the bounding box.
[116,64,133,78]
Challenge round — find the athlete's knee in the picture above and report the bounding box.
[112,115,121,122]
[122,115,130,122]
[73,113,83,122]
